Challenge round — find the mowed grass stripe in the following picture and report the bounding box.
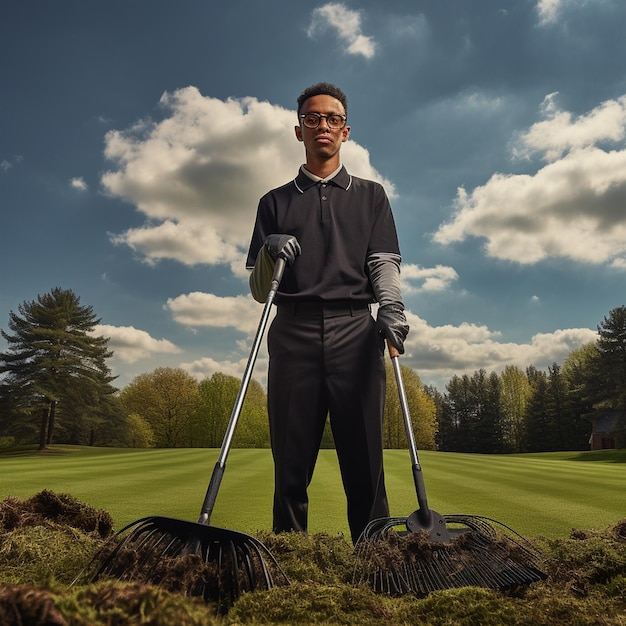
[383,450,625,538]
[1,446,624,539]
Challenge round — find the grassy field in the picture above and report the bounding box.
[1,445,625,539]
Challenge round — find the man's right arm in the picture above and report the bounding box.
[249,234,301,302]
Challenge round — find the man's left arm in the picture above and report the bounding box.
[367,252,409,353]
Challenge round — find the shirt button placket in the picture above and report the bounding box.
[320,183,329,222]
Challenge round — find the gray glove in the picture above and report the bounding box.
[367,252,409,354]
[376,304,409,354]
[265,234,301,267]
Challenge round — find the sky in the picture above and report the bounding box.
[1,0,626,392]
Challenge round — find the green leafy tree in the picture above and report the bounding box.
[383,361,404,449]
[500,365,531,452]
[196,372,269,449]
[120,367,199,447]
[126,413,156,448]
[424,384,445,450]
[384,361,437,450]
[196,372,241,448]
[0,287,117,449]
[233,377,270,448]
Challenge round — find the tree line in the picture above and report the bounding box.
[0,287,436,451]
[431,306,626,453]
[0,287,624,453]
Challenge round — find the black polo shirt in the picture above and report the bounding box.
[246,166,401,303]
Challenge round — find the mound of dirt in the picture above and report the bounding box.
[0,584,67,626]
[0,490,113,538]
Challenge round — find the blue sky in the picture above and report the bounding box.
[2,0,625,391]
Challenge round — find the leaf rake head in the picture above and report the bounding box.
[354,514,546,597]
[81,516,289,613]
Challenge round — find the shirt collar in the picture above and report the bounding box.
[294,165,352,193]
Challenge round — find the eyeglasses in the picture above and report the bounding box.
[299,112,347,130]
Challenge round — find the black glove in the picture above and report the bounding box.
[377,304,409,354]
[265,234,301,267]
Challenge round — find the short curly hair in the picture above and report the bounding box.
[297,82,348,117]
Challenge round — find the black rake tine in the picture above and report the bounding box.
[226,540,239,606]
[97,526,160,576]
[134,529,185,585]
[241,547,255,592]
[244,548,256,586]
[242,539,264,587]
[251,541,275,588]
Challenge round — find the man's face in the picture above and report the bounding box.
[295,94,350,161]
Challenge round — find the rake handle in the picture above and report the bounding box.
[387,341,433,526]
[199,257,286,525]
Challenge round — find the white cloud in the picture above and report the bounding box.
[401,311,597,387]
[165,291,268,335]
[102,86,393,273]
[166,292,273,384]
[536,0,565,24]
[536,0,609,25]
[307,3,376,58]
[110,220,247,276]
[93,324,181,364]
[433,93,626,268]
[70,177,88,191]
[536,0,589,24]
[401,263,459,294]
[514,93,626,161]
[180,354,264,384]
[164,290,596,389]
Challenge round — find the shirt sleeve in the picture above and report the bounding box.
[367,183,401,259]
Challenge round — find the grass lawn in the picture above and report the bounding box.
[1,445,624,539]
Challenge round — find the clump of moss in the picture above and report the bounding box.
[0,523,100,586]
[0,490,113,537]
[229,582,400,625]
[0,491,112,588]
[3,491,626,625]
[0,580,222,626]
[257,531,355,585]
[538,518,626,593]
[59,581,221,626]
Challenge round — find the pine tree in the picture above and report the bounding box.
[0,287,117,449]
[596,306,626,411]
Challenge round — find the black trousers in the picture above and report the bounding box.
[267,301,389,543]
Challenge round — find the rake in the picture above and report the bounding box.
[78,258,290,612]
[353,344,546,597]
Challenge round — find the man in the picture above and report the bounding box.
[246,82,408,543]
